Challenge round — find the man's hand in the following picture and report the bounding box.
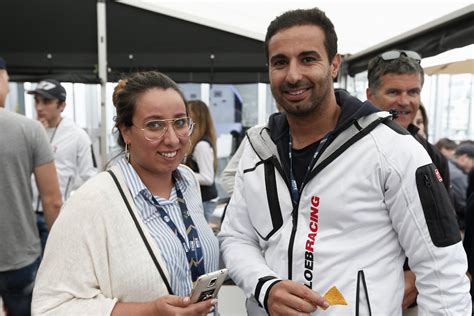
[151,296,216,315]
[267,280,329,315]
[402,270,418,310]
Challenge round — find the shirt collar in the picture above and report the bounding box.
[116,156,192,201]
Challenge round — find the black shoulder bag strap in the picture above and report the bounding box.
[107,169,173,295]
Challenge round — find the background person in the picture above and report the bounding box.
[412,103,428,139]
[0,57,62,316]
[185,100,219,222]
[27,79,97,253]
[449,143,474,231]
[463,169,474,313]
[435,137,458,160]
[32,71,219,315]
[219,8,470,315]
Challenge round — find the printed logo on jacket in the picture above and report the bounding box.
[304,195,319,289]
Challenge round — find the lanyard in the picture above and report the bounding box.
[142,183,205,282]
[288,131,330,206]
[49,117,63,143]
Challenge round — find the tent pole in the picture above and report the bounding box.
[97,0,108,169]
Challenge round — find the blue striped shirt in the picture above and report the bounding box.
[117,158,219,296]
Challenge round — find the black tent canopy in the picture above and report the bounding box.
[340,4,474,78]
[1,0,269,83]
[3,1,472,83]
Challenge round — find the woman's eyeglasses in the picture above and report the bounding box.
[135,117,194,142]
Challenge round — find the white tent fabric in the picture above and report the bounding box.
[424,59,474,75]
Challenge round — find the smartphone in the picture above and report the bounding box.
[189,268,229,303]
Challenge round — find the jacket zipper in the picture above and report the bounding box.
[287,201,299,280]
[286,159,323,280]
[423,174,446,239]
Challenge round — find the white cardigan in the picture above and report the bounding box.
[32,166,180,315]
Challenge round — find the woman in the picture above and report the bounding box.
[185,100,219,222]
[32,71,219,315]
[412,103,428,139]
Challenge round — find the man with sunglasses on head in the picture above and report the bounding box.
[28,79,97,254]
[367,50,450,192]
[367,50,453,314]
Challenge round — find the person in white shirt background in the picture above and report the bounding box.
[185,100,219,222]
[27,79,97,253]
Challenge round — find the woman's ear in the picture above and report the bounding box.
[119,124,132,145]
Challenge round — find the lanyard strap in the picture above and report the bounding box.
[49,117,63,143]
[142,184,205,282]
[288,131,330,206]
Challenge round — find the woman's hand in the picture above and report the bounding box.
[112,295,216,316]
[152,295,216,315]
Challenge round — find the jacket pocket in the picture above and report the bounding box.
[244,161,284,240]
[416,164,461,247]
[355,270,372,316]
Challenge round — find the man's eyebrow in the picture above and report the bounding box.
[269,53,287,63]
[269,50,322,63]
[299,50,321,57]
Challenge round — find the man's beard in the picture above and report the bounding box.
[272,73,333,117]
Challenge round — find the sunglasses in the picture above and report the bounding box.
[368,50,422,74]
[379,50,421,63]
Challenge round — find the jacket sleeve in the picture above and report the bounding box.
[220,139,246,195]
[218,152,282,309]
[382,137,471,314]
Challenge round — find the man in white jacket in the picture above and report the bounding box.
[218,8,471,316]
[28,79,97,252]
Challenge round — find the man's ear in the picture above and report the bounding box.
[330,54,342,79]
[58,101,66,112]
[366,88,374,101]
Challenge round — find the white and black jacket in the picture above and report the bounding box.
[219,91,471,315]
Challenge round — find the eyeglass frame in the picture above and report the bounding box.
[133,116,195,142]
